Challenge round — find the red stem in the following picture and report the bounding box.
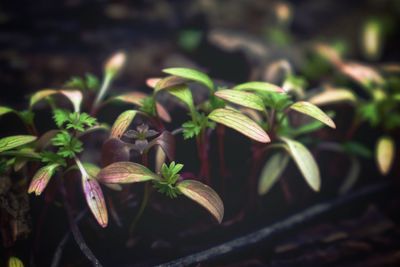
[196,130,210,184]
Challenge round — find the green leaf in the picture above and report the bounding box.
[343,141,372,158]
[258,153,290,195]
[167,85,195,111]
[0,135,37,153]
[215,89,265,111]
[292,120,325,136]
[309,89,356,106]
[233,81,284,93]
[28,164,59,195]
[290,101,336,128]
[51,131,83,158]
[155,76,188,91]
[208,108,270,143]
[30,89,83,112]
[97,162,160,184]
[376,136,395,175]
[8,256,24,267]
[110,110,137,138]
[0,106,14,117]
[53,109,70,128]
[281,137,321,192]
[163,67,214,91]
[177,179,224,223]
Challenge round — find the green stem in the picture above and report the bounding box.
[129,182,150,235]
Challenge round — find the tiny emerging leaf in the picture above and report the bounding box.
[177,179,224,223]
[208,108,270,143]
[97,162,159,184]
[215,89,265,111]
[290,101,336,129]
[376,136,395,175]
[281,137,321,192]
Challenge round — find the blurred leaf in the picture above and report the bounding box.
[155,76,188,91]
[110,110,137,138]
[0,106,14,117]
[97,162,159,184]
[177,179,224,223]
[30,89,83,112]
[208,108,270,143]
[163,67,214,91]
[178,29,203,51]
[233,81,284,93]
[258,153,289,195]
[309,89,356,106]
[339,156,360,194]
[0,135,37,153]
[376,136,395,175]
[215,89,265,111]
[28,164,59,196]
[343,141,372,158]
[281,137,321,191]
[290,101,336,128]
[292,120,325,136]
[8,256,24,267]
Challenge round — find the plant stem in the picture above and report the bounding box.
[91,72,113,115]
[196,129,210,184]
[59,179,103,267]
[129,182,150,235]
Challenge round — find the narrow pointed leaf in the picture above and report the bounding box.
[177,179,224,223]
[166,85,195,110]
[258,153,289,195]
[281,137,321,191]
[155,76,188,91]
[28,164,59,196]
[339,156,360,194]
[309,89,356,106]
[97,162,159,184]
[0,135,37,153]
[290,101,336,128]
[0,106,14,117]
[82,177,108,227]
[110,110,137,138]
[215,90,265,111]
[376,136,395,175]
[30,89,83,112]
[208,108,270,143]
[163,67,214,91]
[233,81,284,93]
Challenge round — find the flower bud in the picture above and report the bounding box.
[104,52,126,76]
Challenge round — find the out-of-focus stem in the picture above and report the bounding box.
[91,72,113,115]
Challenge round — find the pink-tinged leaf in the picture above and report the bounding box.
[97,162,159,184]
[155,76,188,91]
[110,110,137,138]
[233,81,284,93]
[82,177,108,227]
[113,92,171,122]
[146,131,175,160]
[215,90,265,111]
[281,137,321,192]
[30,89,83,112]
[309,89,356,106]
[28,164,59,196]
[376,136,395,175]
[340,61,384,88]
[146,78,162,88]
[314,43,343,65]
[0,135,37,153]
[162,68,214,92]
[177,180,224,223]
[290,101,336,129]
[8,256,24,267]
[104,52,126,75]
[84,162,122,191]
[208,108,270,143]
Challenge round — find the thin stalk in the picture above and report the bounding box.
[91,72,113,115]
[129,182,150,235]
[196,129,210,184]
